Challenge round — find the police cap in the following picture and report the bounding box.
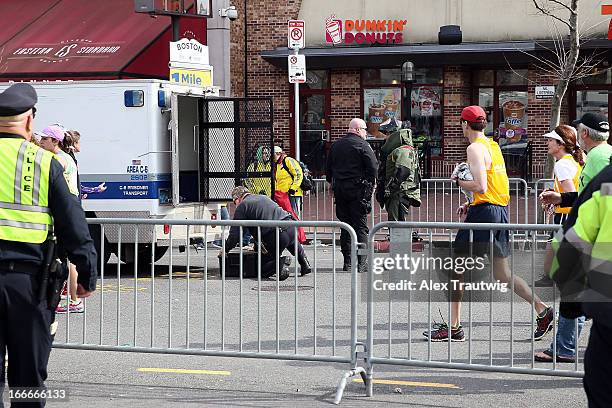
[0,83,37,117]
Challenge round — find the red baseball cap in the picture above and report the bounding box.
[461,106,487,123]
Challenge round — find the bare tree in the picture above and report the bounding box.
[526,0,602,177]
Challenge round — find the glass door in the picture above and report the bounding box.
[293,70,330,176]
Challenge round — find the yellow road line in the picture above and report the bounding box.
[353,378,459,389]
[138,368,231,376]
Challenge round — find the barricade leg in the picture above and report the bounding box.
[333,342,369,404]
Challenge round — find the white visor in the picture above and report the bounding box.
[543,130,564,143]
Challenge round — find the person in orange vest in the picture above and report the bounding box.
[424,105,552,342]
[535,125,583,287]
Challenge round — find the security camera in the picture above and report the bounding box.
[219,5,238,21]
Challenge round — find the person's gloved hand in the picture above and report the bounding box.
[288,189,296,195]
[360,199,372,214]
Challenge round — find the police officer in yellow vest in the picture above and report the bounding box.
[0,83,97,405]
[549,160,612,407]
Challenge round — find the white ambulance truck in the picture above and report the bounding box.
[1,79,226,265]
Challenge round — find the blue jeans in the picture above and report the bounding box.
[289,196,301,217]
[547,315,586,357]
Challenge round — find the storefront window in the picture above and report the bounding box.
[362,68,401,85]
[498,91,528,147]
[363,87,401,138]
[578,67,612,85]
[576,90,608,118]
[496,69,528,86]
[361,68,443,155]
[410,85,443,152]
[478,88,494,136]
[413,68,443,85]
[303,70,329,90]
[475,70,494,87]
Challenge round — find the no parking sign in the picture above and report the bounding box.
[288,20,305,49]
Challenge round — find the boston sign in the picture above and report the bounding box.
[325,15,407,45]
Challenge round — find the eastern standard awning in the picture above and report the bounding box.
[0,0,205,80]
[261,39,612,69]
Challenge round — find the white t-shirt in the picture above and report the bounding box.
[554,157,578,182]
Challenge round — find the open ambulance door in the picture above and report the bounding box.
[170,93,204,206]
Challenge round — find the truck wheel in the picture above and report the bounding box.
[120,244,168,266]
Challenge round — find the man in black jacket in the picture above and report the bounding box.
[220,186,311,280]
[326,118,378,272]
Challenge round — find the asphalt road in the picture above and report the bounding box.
[6,241,588,407]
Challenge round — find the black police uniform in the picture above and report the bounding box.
[326,132,378,268]
[0,84,97,407]
[224,194,311,279]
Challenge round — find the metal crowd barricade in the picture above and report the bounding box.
[532,178,555,238]
[53,218,367,403]
[303,178,529,238]
[361,221,584,398]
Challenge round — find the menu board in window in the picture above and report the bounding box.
[498,91,528,147]
[363,88,401,138]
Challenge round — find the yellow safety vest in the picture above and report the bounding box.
[471,137,510,207]
[0,138,53,243]
[553,154,582,215]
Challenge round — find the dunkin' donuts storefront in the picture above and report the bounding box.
[237,0,612,179]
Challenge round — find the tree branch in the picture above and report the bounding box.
[532,0,572,30]
[547,0,576,14]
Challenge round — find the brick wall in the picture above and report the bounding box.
[527,64,570,179]
[230,0,302,151]
[330,69,361,141]
[442,66,472,167]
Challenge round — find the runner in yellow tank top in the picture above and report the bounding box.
[471,136,510,207]
[425,106,552,343]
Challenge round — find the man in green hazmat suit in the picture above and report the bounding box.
[376,125,421,221]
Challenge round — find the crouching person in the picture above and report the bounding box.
[218,186,312,281]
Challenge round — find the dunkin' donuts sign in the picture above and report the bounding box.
[325,15,406,45]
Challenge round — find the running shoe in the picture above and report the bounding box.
[422,309,465,341]
[424,323,465,342]
[534,306,554,340]
[56,298,84,314]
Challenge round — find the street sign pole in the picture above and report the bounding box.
[288,20,305,162]
[294,47,300,162]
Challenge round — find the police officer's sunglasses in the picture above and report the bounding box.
[31,107,36,118]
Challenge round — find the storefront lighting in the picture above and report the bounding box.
[402,61,415,83]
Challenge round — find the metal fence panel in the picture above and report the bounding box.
[53,218,366,403]
[362,221,584,398]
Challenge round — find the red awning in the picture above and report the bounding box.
[0,0,206,80]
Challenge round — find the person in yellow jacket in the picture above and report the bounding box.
[273,146,303,214]
[245,146,272,197]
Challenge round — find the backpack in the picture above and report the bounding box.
[281,158,314,192]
